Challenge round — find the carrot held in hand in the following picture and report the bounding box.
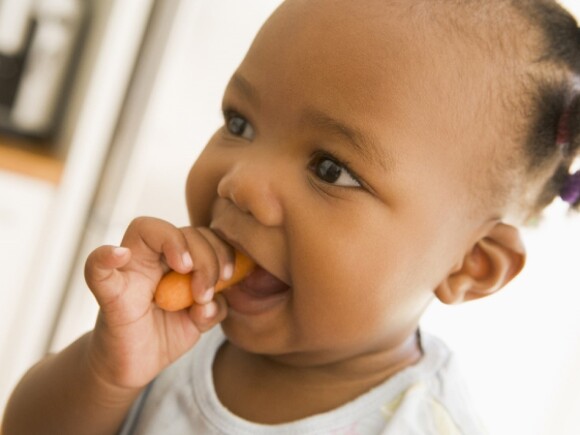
[154,250,255,311]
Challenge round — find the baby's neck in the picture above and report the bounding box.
[212,332,422,425]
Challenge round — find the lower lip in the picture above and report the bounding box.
[222,283,290,316]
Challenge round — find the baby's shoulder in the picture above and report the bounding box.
[384,332,487,434]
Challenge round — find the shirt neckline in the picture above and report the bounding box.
[191,326,448,434]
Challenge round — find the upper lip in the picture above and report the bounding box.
[210,225,250,259]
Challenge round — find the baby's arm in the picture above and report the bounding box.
[2,332,143,435]
[2,218,230,435]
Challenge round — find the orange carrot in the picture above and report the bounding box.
[154,250,255,311]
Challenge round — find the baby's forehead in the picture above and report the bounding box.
[253,0,533,132]
[265,0,537,74]
[279,0,547,76]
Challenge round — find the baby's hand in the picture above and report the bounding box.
[83,217,231,390]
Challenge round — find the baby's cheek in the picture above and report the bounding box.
[186,155,221,226]
[317,250,419,328]
[292,258,385,329]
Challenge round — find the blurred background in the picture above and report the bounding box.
[0,1,578,434]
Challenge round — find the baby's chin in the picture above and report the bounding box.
[218,278,294,356]
[219,315,294,358]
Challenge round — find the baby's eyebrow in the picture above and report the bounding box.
[229,73,261,108]
[301,108,391,171]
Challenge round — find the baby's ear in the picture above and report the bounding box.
[435,223,526,305]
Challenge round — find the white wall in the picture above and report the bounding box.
[0,0,154,413]
[559,0,580,18]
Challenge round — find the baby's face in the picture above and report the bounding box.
[186,0,504,363]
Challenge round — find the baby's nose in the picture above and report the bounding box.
[217,159,284,227]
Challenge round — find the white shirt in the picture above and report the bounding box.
[120,327,486,434]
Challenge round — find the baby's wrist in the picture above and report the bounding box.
[84,330,149,396]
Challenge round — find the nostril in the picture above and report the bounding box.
[229,192,252,215]
[216,175,228,199]
[217,173,250,214]
[217,175,234,202]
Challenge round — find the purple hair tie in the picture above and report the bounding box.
[556,106,572,147]
[560,170,580,205]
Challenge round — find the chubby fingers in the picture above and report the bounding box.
[188,294,228,333]
[180,227,235,305]
[86,217,197,311]
[121,217,195,276]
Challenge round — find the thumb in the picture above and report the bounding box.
[85,245,132,306]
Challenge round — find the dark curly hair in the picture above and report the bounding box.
[514,0,580,217]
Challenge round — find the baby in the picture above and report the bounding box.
[3,0,580,433]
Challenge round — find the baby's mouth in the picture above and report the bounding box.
[209,224,290,313]
[222,263,290,316]
[238,265,290,297]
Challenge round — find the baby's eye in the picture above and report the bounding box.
[224,111,255,140]
[309,153,361,188]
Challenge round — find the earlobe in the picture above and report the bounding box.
[435,223,526,305]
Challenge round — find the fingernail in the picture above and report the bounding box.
[203,301,217,319]
[182,252,193,269]
[222,263,234,281]
[113,247,129,257]
[198,287,214,304]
